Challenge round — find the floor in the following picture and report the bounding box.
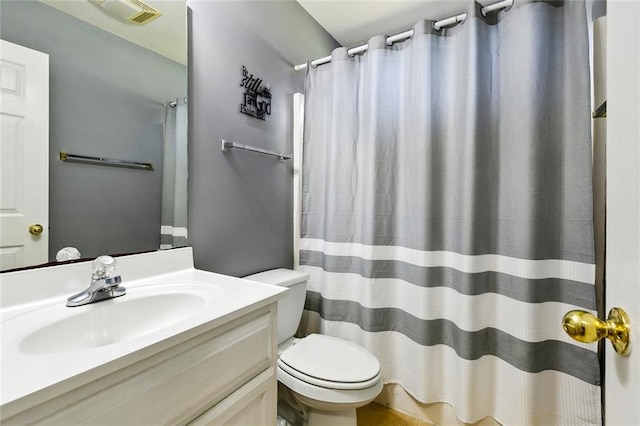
[357,402,432,426]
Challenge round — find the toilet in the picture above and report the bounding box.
[246,268,383,426]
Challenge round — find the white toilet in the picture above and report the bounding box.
[246,268,383,426]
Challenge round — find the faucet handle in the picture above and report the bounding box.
[92,255,117,280]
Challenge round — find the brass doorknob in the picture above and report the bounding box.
[562,307,631,355]
[29,224,44,235]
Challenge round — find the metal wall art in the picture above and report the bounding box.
[240,66,271,120]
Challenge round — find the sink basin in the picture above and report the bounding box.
[6,283,223,356]
[0,248,289,413]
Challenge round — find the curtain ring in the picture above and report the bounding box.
[481,0,514,18]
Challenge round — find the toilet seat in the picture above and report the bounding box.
[278,334,381,390]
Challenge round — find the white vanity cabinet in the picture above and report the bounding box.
[3,304,278,425]
[188,307,279,426]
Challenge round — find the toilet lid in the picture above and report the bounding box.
[279,334,380,386]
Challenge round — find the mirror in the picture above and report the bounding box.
[0,0,187,269]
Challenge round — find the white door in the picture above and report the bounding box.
[0,40,49,270]
[605,1,640,424]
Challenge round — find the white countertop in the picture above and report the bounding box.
[0,248,286,417]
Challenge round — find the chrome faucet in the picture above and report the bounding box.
[66,255,126,307]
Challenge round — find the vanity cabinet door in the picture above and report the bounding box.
[3,305,277,425]
[190,368,277,426]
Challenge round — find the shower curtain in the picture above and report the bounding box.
[299,1,600,425]
[160,99,188,249]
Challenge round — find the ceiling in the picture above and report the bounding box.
[39,0,187,65]
[40,0,498,67]
[296,0,496,47]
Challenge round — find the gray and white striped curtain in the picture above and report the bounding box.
[160,99,188,249]
[299,1,600,424]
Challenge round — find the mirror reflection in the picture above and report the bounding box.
[0,0,187,270]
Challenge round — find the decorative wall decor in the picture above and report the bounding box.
[240,66,271,120]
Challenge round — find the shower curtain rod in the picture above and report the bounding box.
[293,0,513,71]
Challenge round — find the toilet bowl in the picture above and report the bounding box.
[245,269,383,426]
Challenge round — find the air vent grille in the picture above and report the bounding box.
[129,10,160,24]
[90,0,162,25]
[126,0,161,24]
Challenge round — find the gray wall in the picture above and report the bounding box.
[187,1,338,276]
[1,1,187,261]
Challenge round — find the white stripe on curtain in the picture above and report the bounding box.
[300,265,596,344]
[160,225,188,238]
[305,314,602,426]
[301,238,595,283]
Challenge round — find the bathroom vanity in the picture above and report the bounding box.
[0,248,286,425]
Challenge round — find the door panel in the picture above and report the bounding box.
[605,1,640,424]
[0,39,49,270]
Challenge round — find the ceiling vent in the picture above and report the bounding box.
[89,0,162,25]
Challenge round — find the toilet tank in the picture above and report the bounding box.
[244,269,309,345]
